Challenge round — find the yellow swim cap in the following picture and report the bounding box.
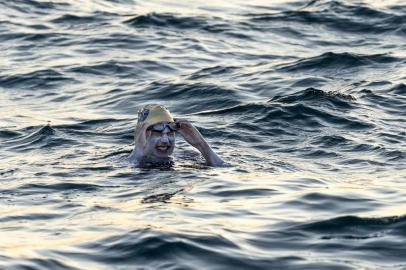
[138,104,174,126]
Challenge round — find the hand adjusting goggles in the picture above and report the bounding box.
[148,122,179,132]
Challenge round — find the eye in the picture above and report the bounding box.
[151,131,162,136]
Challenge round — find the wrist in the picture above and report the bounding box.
[130,145,144,161]
[198,142,224,166]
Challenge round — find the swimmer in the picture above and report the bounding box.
[129,104,224,167]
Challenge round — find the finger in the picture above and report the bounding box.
[174,119,183,129]
[175,118,189,123]
[176,120,192,127]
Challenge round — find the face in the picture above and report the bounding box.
[144,123,176,158]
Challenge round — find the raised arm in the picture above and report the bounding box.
[175,118,224,167]
[129,122,149,163]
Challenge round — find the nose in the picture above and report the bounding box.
[160,133,170,144]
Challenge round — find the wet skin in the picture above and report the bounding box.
[143,127,175,158]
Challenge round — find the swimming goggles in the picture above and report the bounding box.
[148,122,179,132]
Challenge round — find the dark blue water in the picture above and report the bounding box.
[1,0,406,269]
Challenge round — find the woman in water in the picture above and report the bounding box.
[129,104,224,167]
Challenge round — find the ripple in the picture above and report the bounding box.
[284,192,378,213]
[5,124,54,142]
[0,130,21,139]
[0,69,75,90]
[20,182,102,193]
[0,0,70,15]
[0,212,65,223]
[50,14,104,25]
[75,229,239,262]
[187,65,240,80]
[269,87,356,109]
[92,81,242,114]
[276,52,399,73]
[66,59,178,79]
[4,125,80,152]
[1,0,405,269]
[294,215,406,236]
[360,89,406,116]
[201,102,373,131]
[58,228,348,270]
[125,13,211,29]
[124,12,248,39]
[247,0,406,36]
[5,257,79,270]
[203,187,278,198]
[387,83,406,95]
[310,134,352,148]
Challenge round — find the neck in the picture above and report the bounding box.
[129,147,173,167]
[139,155,173,168]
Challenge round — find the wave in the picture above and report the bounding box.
[67,60,176,77]
[0,0,70,15]
[247,0,406,36]
[187,65,240,80]
[269,87,355,109]
[125,13,211,29]
[201,187,278,198]
[91,81,242,115]
[70,228,240,263]
[3,125,79,152]
[0,69,75,90]
[301,0,391,18]
[143,81,240,100]
[276,52,399,73]
[294,214,406,237]
[194,102,374,151]
[68,61,138,76]
[201,95,370,131]
[2,257,78,270]
[6,124,55,142]
[387,83,406,95]
[58,228,316,270]
[247,214,406,265]
[57,214,406,269]
[50,14,103,25]
[360,89,406,116]
[377,131,406,146]
[124,12,250,39]
[55,119,133,146]
[17,182,102,193]
[311,134,352,147]
[0,212,64,223]
[0,130,21,139]
[284,192,378,213]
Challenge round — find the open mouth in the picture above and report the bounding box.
[156,145,171,153]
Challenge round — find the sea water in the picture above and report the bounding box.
[0,0,405,269]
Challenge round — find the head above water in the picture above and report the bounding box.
[137,104,176,159]
[138,104,174,126]
[132,104,224,167]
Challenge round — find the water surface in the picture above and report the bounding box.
[1,0,406,269]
